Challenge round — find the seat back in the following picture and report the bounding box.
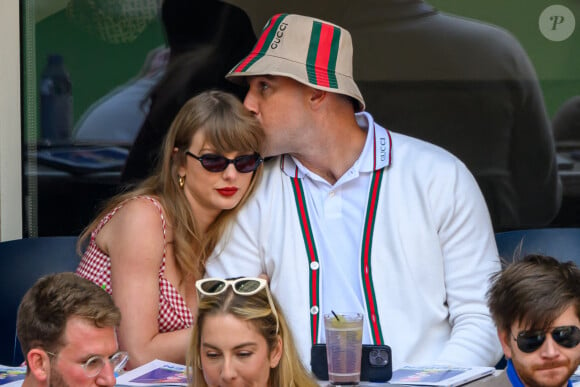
[0,236,80,365]
[495,228,580,265]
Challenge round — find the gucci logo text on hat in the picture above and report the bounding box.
[270,22,288,50]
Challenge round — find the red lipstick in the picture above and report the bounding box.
[217,187,238,197]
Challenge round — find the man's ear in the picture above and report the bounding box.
[269,335,283,369]
[309,88,326,109]
[498,328,513,359]
[27,349,51,382]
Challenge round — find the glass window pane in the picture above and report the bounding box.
[19,0,580,236]
[21,0,164,236]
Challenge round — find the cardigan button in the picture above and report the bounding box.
[310,261,319,270]
[310,306,319,315]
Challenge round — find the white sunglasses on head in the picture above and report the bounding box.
[196,277,279,334]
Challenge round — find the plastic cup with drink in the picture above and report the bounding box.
[324,312,364,385]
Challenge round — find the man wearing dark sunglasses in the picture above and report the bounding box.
[479,255,580,387]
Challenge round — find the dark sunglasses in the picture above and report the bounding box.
[185,151,263,173]
[513,325,580,353]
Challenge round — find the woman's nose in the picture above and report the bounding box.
[222,162,238,179]
[220,357,238,381]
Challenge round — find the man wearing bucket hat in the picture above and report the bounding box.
[206,13,503,370]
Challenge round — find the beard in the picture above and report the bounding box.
[517,360,574,387]
[520,375,570,387]
[49,367,70,387]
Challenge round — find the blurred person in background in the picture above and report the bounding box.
[121,0,256,184]
[74,45,169,145]
[553,96,580,145]
[352,0,561,231]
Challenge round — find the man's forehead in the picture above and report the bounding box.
[514,304,580,332]
[513,315,551,332]
[248,74,280,83]
[61,317,117,352]
[247,75,308,90]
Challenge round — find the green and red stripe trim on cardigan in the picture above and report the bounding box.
[291,173,321,344]
[290,126,385,345]
[361,167,385,344]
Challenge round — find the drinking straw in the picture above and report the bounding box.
[331,310,341,321]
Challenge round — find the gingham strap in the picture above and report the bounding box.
[76,195,193,332]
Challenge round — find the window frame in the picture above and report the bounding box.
[0,0,23,241]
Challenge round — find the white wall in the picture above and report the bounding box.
[0,0,23,241]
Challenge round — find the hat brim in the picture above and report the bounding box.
[227,54,365,112]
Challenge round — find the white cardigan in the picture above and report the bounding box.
[206,113,503,370]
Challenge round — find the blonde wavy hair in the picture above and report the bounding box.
[187,285,318,387]
[78,90,264,281]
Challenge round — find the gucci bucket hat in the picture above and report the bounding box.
[226,13,365,111]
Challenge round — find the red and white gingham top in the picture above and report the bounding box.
[76,195,193,332]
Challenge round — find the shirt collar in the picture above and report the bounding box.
[280,112,392,178]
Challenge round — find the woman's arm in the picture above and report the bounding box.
[98,198,191,368]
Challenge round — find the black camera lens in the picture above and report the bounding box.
[369,349,389,366]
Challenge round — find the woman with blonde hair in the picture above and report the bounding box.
[188,277,318,386]
[76,90,264,368]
